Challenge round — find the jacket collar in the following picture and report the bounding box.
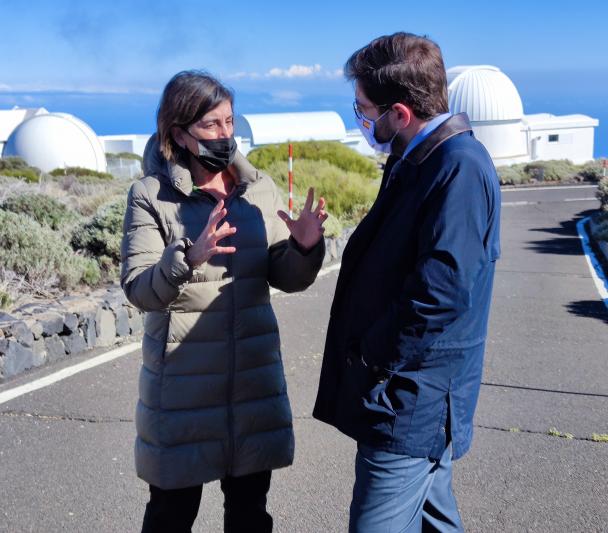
[168,151,260,196]
[142,134,260,197]
[404,113,472,166]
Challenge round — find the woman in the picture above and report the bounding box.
[121,70,327,532]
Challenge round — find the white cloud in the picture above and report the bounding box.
[266,90,303,106]
[267,64,322,78]
[227,64,343,81]
[0,82,159,94]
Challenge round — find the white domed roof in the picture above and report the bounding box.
[447,65,523,122]
[2,112,107,173]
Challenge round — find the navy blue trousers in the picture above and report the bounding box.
[349,444,463,532]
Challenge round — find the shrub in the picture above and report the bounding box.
[496,165,529,185]
[106,152,143,162]
[0,156,34,171]
[0,210,101,289]
[1,193,80,231]
[597,177,608,211]
[578,160,604,182]
[248,141,380,179]
[71,197,127,267]
[0,167,40,183]
[523,159,579,182]
[263,159,379,221]
[50,166,114,180]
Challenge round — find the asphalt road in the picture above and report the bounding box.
[0,184,607,532]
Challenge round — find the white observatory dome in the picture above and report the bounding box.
[447,65,523,122]
[2,112,107,173]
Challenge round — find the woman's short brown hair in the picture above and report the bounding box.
[157,70,234,162]
[345,32,448,120]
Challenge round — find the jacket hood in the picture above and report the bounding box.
[142,133,261,196]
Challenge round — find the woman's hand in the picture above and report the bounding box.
[186,200,237,268]
[277,187,328,251]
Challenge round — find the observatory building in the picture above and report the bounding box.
[447,65,598,165]
[234,111,375,156]
[2,109,107,173]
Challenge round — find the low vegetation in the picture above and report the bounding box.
[0,210,100,292]
[1,193,81,232]
[0,156,41,183]
[71,198,127,276]
[50,166,114,180]
[247,141,380,180]
[497,159,605,186]
[248,141,381,238]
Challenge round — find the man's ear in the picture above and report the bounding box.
[391,102,412,129]
[171,126,186,149]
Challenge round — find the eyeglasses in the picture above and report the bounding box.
[353,100,390,121]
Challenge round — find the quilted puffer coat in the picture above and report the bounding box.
[121,138,324,489]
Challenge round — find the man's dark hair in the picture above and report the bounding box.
[345,32,448,120]
[157,70,234,162]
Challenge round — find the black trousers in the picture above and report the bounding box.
[141,470,273,533]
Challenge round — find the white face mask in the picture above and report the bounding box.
[354,108,397,154]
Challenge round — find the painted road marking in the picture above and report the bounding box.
[0,343,141,405]
[502,185,597,193]
[502,198,597,206]
[576,218,608,310]
[1,263,344,401]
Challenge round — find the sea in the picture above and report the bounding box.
[3,69,607,159]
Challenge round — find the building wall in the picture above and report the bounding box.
[528,127,595,164]
[470,120,528,160]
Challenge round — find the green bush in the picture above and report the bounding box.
[496,165,529,185]
[578,160,605,182]
[263,159,379,221]
[1,193,80,231]
[106,152,143,162]
[248,141,380,179]
[50,166,114,180]
[0,156,33,171]
[0,167,40,183]
[597,177,608,211]
[71,197,127,266]
[0,210,100,289]
[523,159,579,182]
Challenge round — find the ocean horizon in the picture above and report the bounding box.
[1,69,606,159]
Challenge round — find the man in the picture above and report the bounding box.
[313,32,501,532]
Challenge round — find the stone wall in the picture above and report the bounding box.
[0,287,143,381]
[0,233,351,381]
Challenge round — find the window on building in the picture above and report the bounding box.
[548,134,559,142]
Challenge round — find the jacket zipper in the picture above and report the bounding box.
[224,191,240,477]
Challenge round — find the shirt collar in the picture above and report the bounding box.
[402,112,452,160]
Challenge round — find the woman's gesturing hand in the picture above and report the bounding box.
[186,200,237,268]
[277,187,328,251]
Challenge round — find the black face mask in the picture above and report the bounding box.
[183,130,237,173]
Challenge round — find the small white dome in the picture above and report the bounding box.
[447,65,523,122]
[2,113,107,173]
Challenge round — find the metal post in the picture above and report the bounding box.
[288,143,293,219]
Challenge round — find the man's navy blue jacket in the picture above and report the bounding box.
[313,114,501,460]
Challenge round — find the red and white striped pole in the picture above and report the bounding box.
[288,143,294,219]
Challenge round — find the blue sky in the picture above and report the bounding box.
[1,0,607,154]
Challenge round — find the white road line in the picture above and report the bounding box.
[502,185,597,193]
[576,218,608,310]
[563,198,598,202]
[2,264,344,401]
[502,201,539,206]
[269,262,341,296]
[0,343,140,405]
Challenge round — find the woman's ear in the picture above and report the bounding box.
[171,126,186,149]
